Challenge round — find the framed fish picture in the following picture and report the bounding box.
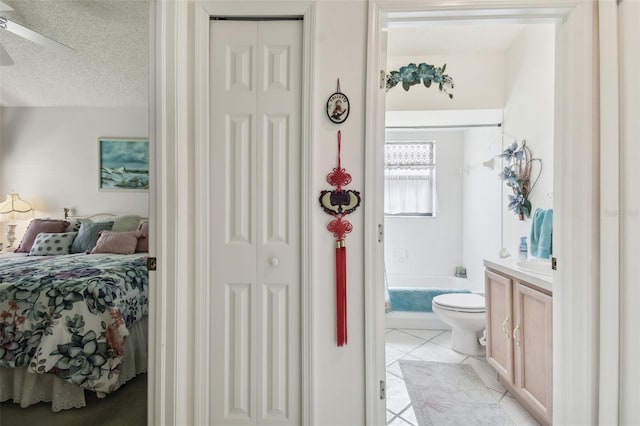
[99,138,149,191]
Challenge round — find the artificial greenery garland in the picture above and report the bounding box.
[386,62,454,98]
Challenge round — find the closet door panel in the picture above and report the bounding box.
[210,19,302,425]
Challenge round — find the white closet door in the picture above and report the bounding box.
[210,19,302,426]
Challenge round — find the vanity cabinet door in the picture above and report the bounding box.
[513,282,553,423]
[485,270,514,383]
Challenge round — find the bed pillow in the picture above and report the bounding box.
[71,221,114,253]
[89,230,142,255]
[65,218,83,233]
[135,222,149,252]
[112,215,142,232]
[28,232,77,256]
[15,219,71,253]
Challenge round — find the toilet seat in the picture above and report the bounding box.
[432,293,485,313]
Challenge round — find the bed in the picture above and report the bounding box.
[0,214,149,412]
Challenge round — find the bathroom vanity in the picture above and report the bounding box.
[484,258,553,426]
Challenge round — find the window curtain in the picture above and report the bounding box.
[384,142,435,215]
[384,167,433,215]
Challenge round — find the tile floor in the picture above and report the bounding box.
[385,328,541,426]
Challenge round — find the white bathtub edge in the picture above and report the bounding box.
[385,311,450,330]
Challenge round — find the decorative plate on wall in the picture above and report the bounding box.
[326,79,350,124]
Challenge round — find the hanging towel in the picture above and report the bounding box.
[529,208,545,257]
[537,209,553,258]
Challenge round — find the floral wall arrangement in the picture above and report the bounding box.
[386,62,454,98]
[498,140,542,220]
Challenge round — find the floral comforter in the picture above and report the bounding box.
[0,253,148,395]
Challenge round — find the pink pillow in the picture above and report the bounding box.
[136,222,149,253]
[15,219,71,253]
[89,230,142,255]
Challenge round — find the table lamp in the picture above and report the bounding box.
[0,193,34,251]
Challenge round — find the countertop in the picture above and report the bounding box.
[484,257,553,294]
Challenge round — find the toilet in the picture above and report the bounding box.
[432,293,486,355]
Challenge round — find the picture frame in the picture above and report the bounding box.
[99,137,149,191]
[326,91,350,124]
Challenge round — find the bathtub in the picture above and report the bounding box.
[385,275,483,330]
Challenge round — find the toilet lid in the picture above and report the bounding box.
[432,293,485,313]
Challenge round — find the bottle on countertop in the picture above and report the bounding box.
[519,236,528,260]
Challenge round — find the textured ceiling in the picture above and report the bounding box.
[0,0,148,107]
[0,5,533,107]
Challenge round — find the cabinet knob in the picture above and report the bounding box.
[513,324,521,346]
[269,257,280,267]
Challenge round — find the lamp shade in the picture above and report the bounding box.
[0,193,34,215]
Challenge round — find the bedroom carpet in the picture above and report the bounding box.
[0,373,147,426]
[398,360,516,426]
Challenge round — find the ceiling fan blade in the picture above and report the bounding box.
[1,17,74,54]
[0,1,13,12]
[0,43,14,66]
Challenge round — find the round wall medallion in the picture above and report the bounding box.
[326,92,350,124]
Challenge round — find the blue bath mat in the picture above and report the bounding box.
[388,288,470,313]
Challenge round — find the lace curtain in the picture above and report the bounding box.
[384,142,435,216]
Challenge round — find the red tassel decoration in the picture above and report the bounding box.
[336,240,347,346]
[319,131,361,347]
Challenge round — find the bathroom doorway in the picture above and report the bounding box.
[365,2,602,425]
[381,20,554,421]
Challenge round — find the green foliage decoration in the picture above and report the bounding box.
[386,62,454,98]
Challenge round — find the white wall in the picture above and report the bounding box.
[384,129,464,280]
[0,106,149,245]
[461,126,503,287]
[501,25,555,256]
[153,2,371,424]
[313,2,367,424]
[386,53,505,111]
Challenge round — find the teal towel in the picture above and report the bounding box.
[529,208,545,256]
[537,209,553,258]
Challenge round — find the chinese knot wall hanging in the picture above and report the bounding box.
[319,130,361,347]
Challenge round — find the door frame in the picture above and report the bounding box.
[192,2,315,425]
[151,1,315,425]
[364,1,613,425]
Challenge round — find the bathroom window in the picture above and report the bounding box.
[384,141,436,216]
